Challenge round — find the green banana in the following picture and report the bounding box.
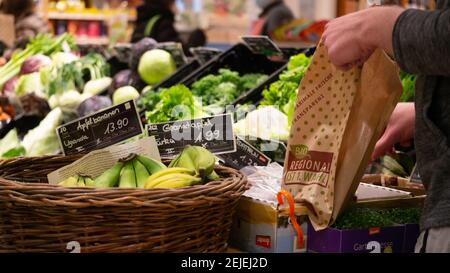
[133,158,150,188]
[170,149,197,172]
[58,176,78,187]
[119,161,137,188]
[136,155,167,174]
[190,146,216,178]
[84,177,95,187]
[94,162,124,188]
[206,170,220,181]
[145,173,201,189]
[168,155,181,168]
[170,146,217,179]
[77,176,86,187]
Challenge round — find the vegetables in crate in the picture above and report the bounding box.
[145,84,200,124]
[0,33,74,87]
[332,207,421,230]
[0,107,65,158]
[191,69,267,111]
[21,107,63,156]
[234,106,290,141]
[260,53,311,123]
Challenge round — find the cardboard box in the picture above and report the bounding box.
[307,222,419,253]
[306,185,424,253]
[229,197,308,253]
[231,182,424,253]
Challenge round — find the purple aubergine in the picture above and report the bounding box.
[20,54,52,75]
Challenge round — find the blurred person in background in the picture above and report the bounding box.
[131,0,206,54]
[0,0,49,49]
[251,0,294,38]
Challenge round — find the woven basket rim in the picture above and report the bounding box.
[0,154,248,208]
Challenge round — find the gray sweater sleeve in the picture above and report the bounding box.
[393,8,450,76]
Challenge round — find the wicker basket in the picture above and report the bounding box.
[0,155,247,253]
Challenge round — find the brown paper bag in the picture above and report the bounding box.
[282,42,403,231]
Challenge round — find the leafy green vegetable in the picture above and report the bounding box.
[21,107,63,156]
[260,81,299,112]
[139,90,161,112]
[1,147,26,159]
[381,208,422,225]
[332,208,396,230]
[287,53,312,71]
[240,73,268,91]
[191,68,267,107]
[260,53,311,122]
[332,207,421,230]
[400,71,416,102]
[146,85,197,124]
[0,129,23,159]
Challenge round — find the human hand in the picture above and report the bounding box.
[372,102,415,161]
[322,6,404,70]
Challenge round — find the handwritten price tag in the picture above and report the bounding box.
[57,100,143,156]
[146,114,236,157]
[219,136,271,169]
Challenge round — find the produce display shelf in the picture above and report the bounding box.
[47,12,137,22]
[74,36,110,46]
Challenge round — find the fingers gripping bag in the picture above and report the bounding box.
[282,42,403,231]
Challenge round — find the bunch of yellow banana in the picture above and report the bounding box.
[144,167,202,189]
[58,175,94,188]
[144,146,220,189]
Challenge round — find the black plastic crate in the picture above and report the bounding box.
[233,46,316,106]
[180,43,286,88]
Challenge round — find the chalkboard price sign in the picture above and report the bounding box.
[219,136,271,169]
[57,100,143,156]
[146,114,236,157]
[241,35,283,57]
[190,47,222,64]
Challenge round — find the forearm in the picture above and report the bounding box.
[392,8,450,76]
[367,6,405,58]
